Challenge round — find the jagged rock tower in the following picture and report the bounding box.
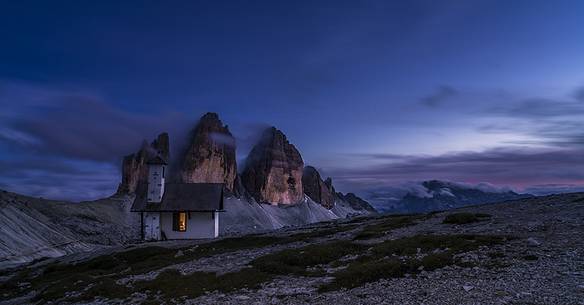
[117,132,169,194]
[302,166,336,209]
[178,113,237,191]
[242,127,304,205]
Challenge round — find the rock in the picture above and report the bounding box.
[302,166,335,209]
[178,113,237,191]
[463,285,474,292]
[324,177,336,194]
[117,133,169,194]
[337,192,377,213]
[235,295,250,300]
[527,237,541,247]
[174,250,184,258]
[241,127,304,205]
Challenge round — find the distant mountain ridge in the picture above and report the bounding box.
[370,180,533,213]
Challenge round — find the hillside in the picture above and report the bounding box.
[0,190,137,269]
[1,192,582,304]
[0,189,372,269]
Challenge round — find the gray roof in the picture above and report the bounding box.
[131,183,224,212]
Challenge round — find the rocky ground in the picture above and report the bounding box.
[1,193,583,305]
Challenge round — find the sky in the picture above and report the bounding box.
[1,0,584,201]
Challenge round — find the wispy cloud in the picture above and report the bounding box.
[480,89,584,148]
[0,157,119,201]
[327,147,584,194]
[573,85,584,102]
[419,85,458,107]
[0,83,191,163]
[0,81,194,200]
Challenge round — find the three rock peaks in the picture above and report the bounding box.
[117,112,365,209]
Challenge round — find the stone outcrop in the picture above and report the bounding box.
[117,133,169,194]
[242,127,304,205]
[178,113,237,191]
[302,166,335,209]
[338,192,377,213]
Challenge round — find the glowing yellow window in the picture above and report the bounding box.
[173,212,187,232]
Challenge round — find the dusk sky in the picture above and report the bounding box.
[1,0,584,201]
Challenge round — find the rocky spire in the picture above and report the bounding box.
[178,112,237,191]
[241,127,304,205]
[302,166,335,209]
[116,132,169,194]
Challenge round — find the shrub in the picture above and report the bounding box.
[133,268,272,300]
[353,215,422,240]
[523,254,538,261]
[252,240,366,276]
[320,234,509,291]
[442,213,491,225]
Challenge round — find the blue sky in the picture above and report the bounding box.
[1,0,584,200]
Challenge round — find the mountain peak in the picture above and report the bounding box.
[178,113,237,190]
[242,127,304,205]
[302,166,335,209]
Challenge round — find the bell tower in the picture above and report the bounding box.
[147,156,167,203]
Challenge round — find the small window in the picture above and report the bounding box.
[162,167,165,178]
[172,212,187,232]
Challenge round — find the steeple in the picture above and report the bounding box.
[146,156,167,203]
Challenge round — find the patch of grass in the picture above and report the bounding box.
[344,215,373,224]
[319,259,407,292]
[442,213,491,225]
[420,252,454,271]
[252,241,367,276]
[353,215,422,240]
[75,213,101,222]
[488,251,505,259]
[283,224,357,243]
[43,276,130,303]
[522,254,538,261]
[321,234,509,291]
[132,268,272,300]
[371,234,506,257]
[53,268,273,303]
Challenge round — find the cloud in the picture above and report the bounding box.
[209,132,236,148]
[523,184,584,196]
[231,122,272,160]
[573,86,584,102]
[480,92,584,148]
[0,81,196,200]
[490,98,584,119]
[419,85,458,107]
[0,84,191,163]
[327,147,584,194]
[0,157,119,201]
[451,181,513,193]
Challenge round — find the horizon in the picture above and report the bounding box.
[2,0,584,201]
